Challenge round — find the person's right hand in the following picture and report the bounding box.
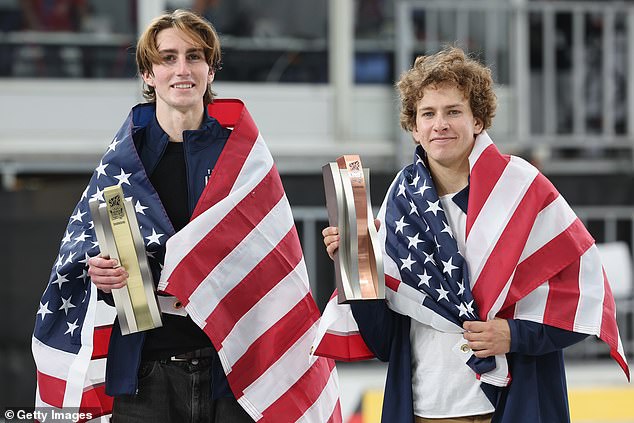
[322,226,340,260]
[87,256,129,293]
[322,219,381,261]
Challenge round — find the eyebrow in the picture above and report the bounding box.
[419,103,465,111]
[158,47,204,54]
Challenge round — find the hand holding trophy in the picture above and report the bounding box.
[89,185,163,334]
[323,155,385,303]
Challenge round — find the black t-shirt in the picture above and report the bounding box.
[143,141,212,360]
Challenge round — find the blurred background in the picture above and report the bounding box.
[0,0,633,421]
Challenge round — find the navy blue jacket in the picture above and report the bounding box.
[349,190,588,423]
[350,302,586,423]
[103,103,232,398]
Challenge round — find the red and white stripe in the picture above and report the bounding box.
[465,132,628,379]
[312,291,374,361]
[33,292,116,422]
[159,100,341,422]
[314,131,629,384]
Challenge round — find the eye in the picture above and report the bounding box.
[448,109,461,116]
[421,111,434,118]
[161,54,176,63]
[187,52,203,61]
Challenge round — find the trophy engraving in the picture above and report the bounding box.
[89,185,162,334]
[323,155,385,303]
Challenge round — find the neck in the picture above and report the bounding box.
[155,103,205,142]
[428,159,470,196]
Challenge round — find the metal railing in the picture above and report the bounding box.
[293,205,634,359]
[395,0,634,172]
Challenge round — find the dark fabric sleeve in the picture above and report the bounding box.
[508,319,588,355]
[97,289,115,307]
[349,300,403,361]
[350,302,415,423]
[488,319,584,422]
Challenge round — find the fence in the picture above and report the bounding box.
[395,0,634,173]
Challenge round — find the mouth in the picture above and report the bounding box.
[431,136,457,143]
[171,83,195,89]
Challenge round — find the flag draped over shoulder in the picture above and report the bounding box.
[158,100,341,422]
[32,104,174,421]
[33,99,342,423]
[314,131,630,385]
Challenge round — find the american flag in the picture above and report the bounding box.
[157,99,341,422]
[33,100,342,422]
[314,131,629,385]
[32,102,172,421]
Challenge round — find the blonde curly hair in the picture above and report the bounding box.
[396,46,497,134]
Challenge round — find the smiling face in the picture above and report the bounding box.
[412,83,483,175]
[141,27,213,115]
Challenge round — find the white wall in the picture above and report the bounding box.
[0,80,398,174]
[0,79,514,176]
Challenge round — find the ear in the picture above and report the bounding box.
[474,117,484,135]
[208,71,215,84]
[411,122,423,145]
[141,71,154,87]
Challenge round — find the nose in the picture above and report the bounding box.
[176,56,191,76]
[433,114,448,131]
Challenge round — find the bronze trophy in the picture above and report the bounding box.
[89,185,162,334]
[323,155,385,303]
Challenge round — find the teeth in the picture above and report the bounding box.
[173,84,193,88]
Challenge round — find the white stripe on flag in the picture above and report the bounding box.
[312,298,357,355]
[241,323,321,412]
[186,196,295,326]
[32,336,79,380]
[468,131,493,169]
[323,303,358,334]
[229,134,274,196]
[617,332,627,364]
[514,282,549,323]
[218,260,309,369]
[64,283,98,407]
[466,157,538,287]
[519,195,577,262]
[85,357,107,385]
[486,269,516,321]
[94,299,116,327]
[160,134,273,286]
[297,367,340,423]
[383,252,401,282]
[574,246,605,334]
[385,284,461,333]
[479,354,510,387]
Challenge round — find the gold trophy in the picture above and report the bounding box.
[323,155,385,303]
[89,185,162,334]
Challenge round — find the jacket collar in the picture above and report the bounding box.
[131,102,225,152]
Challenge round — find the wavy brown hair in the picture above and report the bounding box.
[136,9,222,105]
[396,46,497,134]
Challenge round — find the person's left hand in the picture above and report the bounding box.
[462,318,511,358]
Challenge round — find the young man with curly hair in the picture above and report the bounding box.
[320,46,628,422]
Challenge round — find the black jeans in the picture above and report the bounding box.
[112,358,253,423]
